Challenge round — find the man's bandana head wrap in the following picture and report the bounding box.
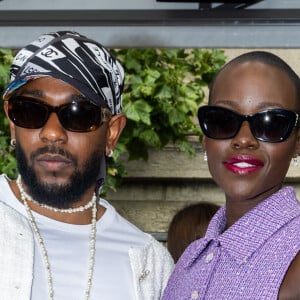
[2,31,124,115]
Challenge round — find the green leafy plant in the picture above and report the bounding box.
[105,48,226,193]
[113,49,225,159]
[0,49,17,179]
[0,48,226,193]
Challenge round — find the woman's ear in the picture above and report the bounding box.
[3,101,16,140]
[105,113,126,155]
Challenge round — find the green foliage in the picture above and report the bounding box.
[0,49,17,179]
[0,47,226,193]
[112,48,226,162]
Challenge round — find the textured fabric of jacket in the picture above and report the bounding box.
[163,186,300,300]
[0,199,173,300]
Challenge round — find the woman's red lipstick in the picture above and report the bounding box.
[224,155,264,175]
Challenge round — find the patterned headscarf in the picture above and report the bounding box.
[2,31,124,115]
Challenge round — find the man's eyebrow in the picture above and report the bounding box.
[71,94,88,102]
[18,89,44,97]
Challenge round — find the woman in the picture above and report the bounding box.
[162,51,300,300]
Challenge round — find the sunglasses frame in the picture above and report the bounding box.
[6,96,112,132]
[198,105,300,143]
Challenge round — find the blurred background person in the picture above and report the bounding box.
[167,201,220,263]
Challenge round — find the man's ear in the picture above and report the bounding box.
[105,113,126,154]
[3,101,16,140]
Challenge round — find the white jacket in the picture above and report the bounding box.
[0,200,173,300]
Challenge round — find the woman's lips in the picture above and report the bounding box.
[223,155,264,175]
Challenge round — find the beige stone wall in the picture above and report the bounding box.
[108,144,300,235]
[224,49,300,75]
[107,48,300,239]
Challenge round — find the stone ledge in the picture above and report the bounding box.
[109,182,300,233]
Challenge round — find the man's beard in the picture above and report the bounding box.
[16,143,102,209]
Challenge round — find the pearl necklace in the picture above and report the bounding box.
[16,175,96,213]
[16,175,97,300]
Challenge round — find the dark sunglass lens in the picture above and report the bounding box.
[199,106,241,139]
[252,110,296,142]
[59,102,102,132]
[8,99,49,129]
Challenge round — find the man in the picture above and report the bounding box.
[1,31,173,300]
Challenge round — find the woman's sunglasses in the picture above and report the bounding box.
[198,105,300,143]
[7,96,112,132]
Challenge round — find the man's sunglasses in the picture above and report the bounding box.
[198,105,300,143]
[6,96,111,132]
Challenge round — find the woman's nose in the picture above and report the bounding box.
[230,121,259,149]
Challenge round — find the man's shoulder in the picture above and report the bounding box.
[0,174,11,194]
[0,198,30,228]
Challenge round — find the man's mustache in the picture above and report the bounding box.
[30,146,76,164]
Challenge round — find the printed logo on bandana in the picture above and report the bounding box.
[37,45,66,62]
[20,62,50,76]
[13,49,34,67]
[31,34,55,48]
